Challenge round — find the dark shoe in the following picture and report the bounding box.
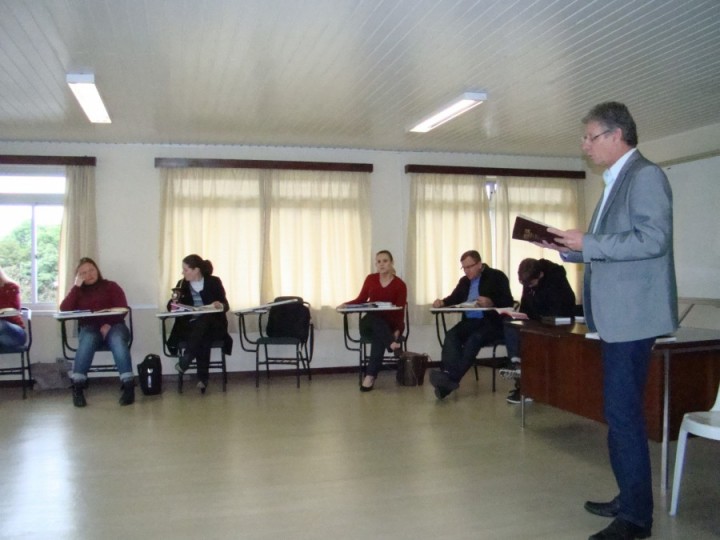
[506,388,532,404]
[584,497,620,518]
[388,337,404,357]
[72,383,87,408]
[429,370,458,400]
[174,355,190,374]
[360,375,375,392]
[588,518,651,540]
[119,380,135,406]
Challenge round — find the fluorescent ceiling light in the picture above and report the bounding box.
[409,92,487,133]
[66,73,111,123]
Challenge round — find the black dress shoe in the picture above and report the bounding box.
[584,496,620,517]
[429,370,459,400]
[589,518,651,540]
[360,375,375,392]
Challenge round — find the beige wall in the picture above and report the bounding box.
[0,140,578,373]
[3,120,717,375]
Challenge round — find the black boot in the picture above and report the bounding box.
[119,380,135,406]
[72,382,87,407]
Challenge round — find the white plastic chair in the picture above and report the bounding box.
[669,380,720,515]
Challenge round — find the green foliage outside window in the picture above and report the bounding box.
[0,219,60,303]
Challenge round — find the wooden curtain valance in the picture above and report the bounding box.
[0,155,96,166]
[155,158,372,173]
[405,164,584,179]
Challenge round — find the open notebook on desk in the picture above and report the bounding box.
[439,305,528,319]
[345,302,394,309]
[170,303,221,313]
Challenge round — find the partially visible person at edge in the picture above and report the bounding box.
[0,266,27,350]
[428,250,514,400]
[545,101,677,540]
[338,250,407,392]
[168,254,233,393]
[59,257,135,408]
[501,257,576,404]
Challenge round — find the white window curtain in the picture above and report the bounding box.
[494,176,583,300]
[159,168,263,310]
[58,165,97,301]
[406,173,491,325]
[159,167,370,329]
[264,169,370,328]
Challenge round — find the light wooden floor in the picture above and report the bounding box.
[0,372,718,540]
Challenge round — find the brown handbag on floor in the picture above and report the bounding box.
[396,352,429,386]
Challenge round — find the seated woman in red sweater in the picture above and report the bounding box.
[59,257,134,408]
[338,250,407,391]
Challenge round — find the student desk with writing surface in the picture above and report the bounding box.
[518,320,720,493]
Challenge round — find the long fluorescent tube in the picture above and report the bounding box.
[66,73,111,123]
[409,92,487,133]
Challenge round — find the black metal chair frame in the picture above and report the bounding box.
[0,307,34,399]
[434,307,511,393]
[237,297,314,388]
[159,315,228,393]
[59,307,134,375]
[342,305,410,384]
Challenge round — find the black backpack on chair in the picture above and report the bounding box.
[137,354,163,395]
[266,297,310,342]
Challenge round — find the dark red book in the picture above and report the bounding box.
[512,215,558,244]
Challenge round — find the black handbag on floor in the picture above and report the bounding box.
[396,352,429,386]
[137,354,163,395]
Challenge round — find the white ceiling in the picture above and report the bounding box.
[1,0,719,158]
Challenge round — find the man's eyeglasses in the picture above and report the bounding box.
[461,261,480,271]
[581,129,611,144]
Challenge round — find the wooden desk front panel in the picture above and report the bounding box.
[518,325,720,443]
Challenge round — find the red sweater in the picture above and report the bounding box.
[0,282,23,328]
[345,273,407,333]
[59,279,129,329]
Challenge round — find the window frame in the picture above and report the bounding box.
[0,168,65,307]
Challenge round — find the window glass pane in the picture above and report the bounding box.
[0,175,65,194]
[36,206,63,303]
[0,205,31,300]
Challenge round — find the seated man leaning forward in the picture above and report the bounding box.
[502,257,576,404]
[429,250,514,400]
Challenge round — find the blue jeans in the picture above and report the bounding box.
[0,320,27,350]
[503,321,521,359]
[601,338,655,530]
[72,323,133,383]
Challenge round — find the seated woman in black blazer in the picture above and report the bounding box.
[167,254,232,392]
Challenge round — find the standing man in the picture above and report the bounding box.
[547,102,677,540]
[428,250,514,400]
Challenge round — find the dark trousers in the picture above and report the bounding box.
[360,314,395,377]
[601,337,655,529]
[174,316,226,383]
[442,318,504,383]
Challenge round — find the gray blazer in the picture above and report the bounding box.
[565,150,678,342]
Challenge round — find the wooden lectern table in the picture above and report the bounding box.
[519,321,720,493]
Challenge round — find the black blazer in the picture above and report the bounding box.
[167,275,233,355]
[442,264,514,324]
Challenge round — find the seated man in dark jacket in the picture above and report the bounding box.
[429,250,514,400]
[503,257,576,403]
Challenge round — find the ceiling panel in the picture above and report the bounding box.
[0,0,718,157]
